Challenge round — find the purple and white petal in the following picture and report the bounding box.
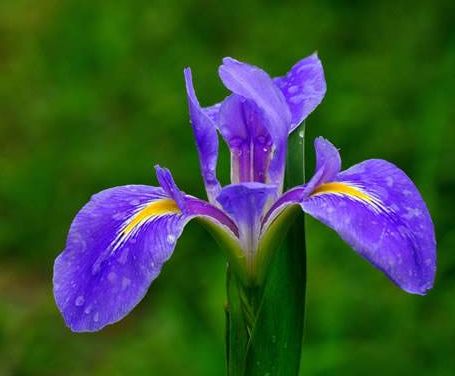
[155,165,187,211]
[218,95,273,184]
[218,57,291,140]
[53,185,185,332]
[274,53,326,131]
[184,68,221,203]
[264,140,436,295]
[54,181,238,332]
[304,137,341,194]
[302,159,436,294]
[219,57,292,189]
[217,183,277,254]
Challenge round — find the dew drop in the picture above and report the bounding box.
[122,277,131,290]
[112,212,124,221]
[75,296,85,306]
[107,272,117,283]
[129,199,140,206]
[288,85,299,94]
[289,94,305,104]
[117,248,129,264]
[93,312,100,322]
[166,234,176,245]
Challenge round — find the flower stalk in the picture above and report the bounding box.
[225,123,307,376]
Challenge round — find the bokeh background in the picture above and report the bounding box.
[1,0,454,375]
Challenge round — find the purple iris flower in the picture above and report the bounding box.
[53,54,436,332]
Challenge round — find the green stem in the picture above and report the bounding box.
[225,123,307,376]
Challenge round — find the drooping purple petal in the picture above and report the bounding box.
[218,95,273,184]
[53,185,183,332]
[217,183,277,254]
[263,140,436,295]
[304,160,435,294]
[54,180,238,332]
[218,57,292,189]
[184,68,221,203]
[274,53,326,131]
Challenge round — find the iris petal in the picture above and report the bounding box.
[217,183,277,255]
[274,53,326,131]
[54,172,238,332]
[218,57,292,190]
[263,139,436,294]
[184,68,221,203]
[218,95,273,183]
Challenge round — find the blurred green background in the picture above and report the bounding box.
[1,0,454,375]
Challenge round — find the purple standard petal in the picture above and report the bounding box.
[155,165,187,210]
[217,183,277,257]
[184,68,221,203]
[218,95,273,184]
[264,139,436,295]
[219,57,292,190]
[303,137,342,196]
[274,53,326,131]
[54,179,237,332]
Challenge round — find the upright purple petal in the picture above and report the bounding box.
[184,68,221,203]
[274,53,326,131]
[219,58,292,189]
[155,165,186,211]
[54,178,238,332]
[218,95,273,184]
[305,137,341,192]
[264,140,436,295]
[217,183,277,254]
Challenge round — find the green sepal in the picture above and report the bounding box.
[196,217,249,285]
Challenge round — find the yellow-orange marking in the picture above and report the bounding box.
[122,199,180,236]
[311,181,386,213]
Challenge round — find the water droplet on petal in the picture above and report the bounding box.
[288,85,299,94]
[289,94,305,104]
[93,312,100,322]
[166,234,176,245]
[112,212,124,220]
[75,296,85,306]
[107,272,117,283]
[122,277,131,290]
[117,248,129,264]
